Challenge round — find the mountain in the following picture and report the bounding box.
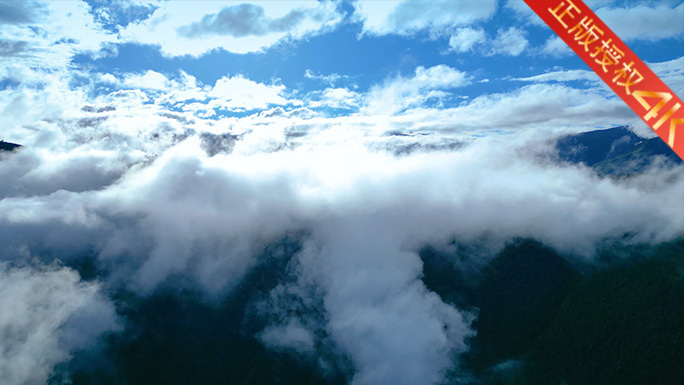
[0,140,21,152]
[556,126,682,176]
[422,237,684,385]
[524,240,684,385]
[50,235,350,385]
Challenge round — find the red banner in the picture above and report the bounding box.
[524,0,684,161]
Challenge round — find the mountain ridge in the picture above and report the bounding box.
[555,126,682,176]
[0,140,21,152]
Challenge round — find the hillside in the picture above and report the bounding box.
[556,126,682,176]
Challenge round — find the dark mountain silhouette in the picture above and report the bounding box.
[50,235,351,385]
[524,239,684,385]
[421,237,684,385]
[466,239,580,371]
[0,140,21,152]
[555,126,682,176]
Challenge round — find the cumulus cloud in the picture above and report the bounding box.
[0,263,117,385]
[208,74,298,111]
[119,1,343,56]
[309,87,361,109]
[122,69,172,91]
[446,26,531,57]
[504,0,541,23]
[509,0,684,43]
[448,27,486,53]
[294,227,474,385]
[86,0,158,32]
[505,0,623,26]
[112,70,206,105]
[353,0,496,37]
[3,99,683,380]
[0,1,117,69]
[178,3,309,38]
[647,57,684,98]
[489,27,529,56]
[364,64,470,114]
[3,1,344,60]
[541,36,573,57]
[597,2,684,42]
[79,69,300,115]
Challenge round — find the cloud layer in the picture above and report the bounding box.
[0,263,117,385]
[1,64,682,382]
[353,0,496,37]
[1,2,683,383]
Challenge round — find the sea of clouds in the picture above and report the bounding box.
[1,63,683,385]
[1,0,683,379]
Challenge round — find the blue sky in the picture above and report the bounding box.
[2,0,682,127]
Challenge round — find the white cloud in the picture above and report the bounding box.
[504,0,610,24]
[504,0,540,23]
[116,70,207,107]
[122,69,170,90]
[404,83,632,132]
[0,1,117,69]
[259,319,316,352]
[489,27,529,56]
[353,0,496,37]
[504,0,621,26]
[647,57,684,98]
[208,74,297,111]
[446,25,532,57]
[412,65,468,88]
[510,1,684,52]
[99,73,118,84]
[309,87,361,109]
[1,50,683,385]
[118,1,343,56]
[42,1,117,53]
[365,64,470,114]
[511,56,684,101]
[597,2,684,42]
[448,27,486,53]
[295,232,473,385]
[0,263,117,385]
[177,3,319,38]
[0,0,344,61]
[304,69,351,87]
[541,36,573,57]
[99,70,299,114]
[512,69,599,83]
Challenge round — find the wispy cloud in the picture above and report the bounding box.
[119,1,343,56]
[353,0,496,37]
[0,263,118,385]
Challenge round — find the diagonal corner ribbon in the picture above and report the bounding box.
[524,0,684,161]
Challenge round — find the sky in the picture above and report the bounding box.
[0,1,683,385]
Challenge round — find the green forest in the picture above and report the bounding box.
[423,238,684,385]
